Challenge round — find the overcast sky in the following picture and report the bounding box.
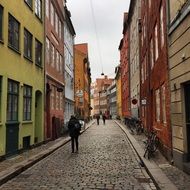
[67,0,130,82]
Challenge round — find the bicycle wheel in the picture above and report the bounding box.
[150,137,159,152]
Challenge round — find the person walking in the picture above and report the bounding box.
[102,114,106,125]
[96,114,100,125]
[68,115,81,153]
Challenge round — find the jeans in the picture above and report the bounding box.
[71,136,79,152]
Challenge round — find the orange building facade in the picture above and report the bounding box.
[74,43,91,122]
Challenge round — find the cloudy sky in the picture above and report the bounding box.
[67,0,130,82]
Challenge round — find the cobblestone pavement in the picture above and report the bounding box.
[0,120,156,190]
[120,121,190,190]
[0,137,67,173]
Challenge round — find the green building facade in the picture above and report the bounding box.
[0,0,45,156]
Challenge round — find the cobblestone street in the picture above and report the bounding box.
[0,120,156,190]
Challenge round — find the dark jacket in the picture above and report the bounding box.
[68,117,81,137]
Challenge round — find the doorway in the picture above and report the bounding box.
[35,90,43,144]
[185,83,190,160]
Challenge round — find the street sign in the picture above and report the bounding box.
[141,99,146,105]
[76,90,83,97]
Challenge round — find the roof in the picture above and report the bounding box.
[75,43,88,55]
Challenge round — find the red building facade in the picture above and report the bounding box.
[45,0,65,140]
[119,13,131,118]
[140,0,172,160]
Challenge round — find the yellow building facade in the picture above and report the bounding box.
[0,0,44,156]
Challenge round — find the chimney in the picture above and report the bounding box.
[104,75,108,79]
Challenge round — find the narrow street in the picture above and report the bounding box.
[0,120,156,190]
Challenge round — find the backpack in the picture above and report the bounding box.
[74,123,81,131]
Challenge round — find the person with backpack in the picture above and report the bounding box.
[102,114,106,125]
[96,114,100,125]
[68,115,81,153]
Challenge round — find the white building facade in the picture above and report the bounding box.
[64,7,75,125]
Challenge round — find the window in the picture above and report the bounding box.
[56,91,59,110]
[0,5,3,40]
[50,3,54,26]
[155,88,160,122]
[24,29,32,60]
[58,20,62,39]
[51,86,55,109]
[60,93,63,110]
[51,44,55,67]
[23,85,32,121]
[161,84,166,123]
[25,0,32,8]
[154,23,158,60]
[59,54,63,73]
[46,37,50,64]
[45,0,49,18]
[7,80,19,121]
[56,50,59,71]
[160,4,164,48]
[8,14,20,51]
[148,0,151,8]
[35,39,42,66]
[35,0,42,19]
[55,12,58,34]
[150,37,154,69]
[141,62,144,84]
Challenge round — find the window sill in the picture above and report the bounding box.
[35,14,43,24]
[24,55,33,63]
[8,45,21,55]
[24,1,33,12]
[6,121,20,125]
[35,63,43,69]
[22,120,33,124]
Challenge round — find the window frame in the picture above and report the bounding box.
[45,37,50,64]
[0,5,3,41]
[50,3,54,26]
[8,14,20,51]
[150,37,154,69]
[155,88,160,122]
[23,85,32,121]
[161,84,167,124]
[35,0,42,19]
[154,23,159,61]
[24,28,33,60]
[35,39,42,67]
[24,0,33,9]
[160,4,164,48]
[45,0,49,18]
[7,80,19,122]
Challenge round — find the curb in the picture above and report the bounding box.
[115,120,178,190]
[0,121,95,186]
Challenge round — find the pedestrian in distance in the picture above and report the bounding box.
[68,115,81,153]
[102,114,106,125]
[96,114,100,125]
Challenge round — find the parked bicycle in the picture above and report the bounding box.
[143,130,159,159]
[125,116,143,135]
